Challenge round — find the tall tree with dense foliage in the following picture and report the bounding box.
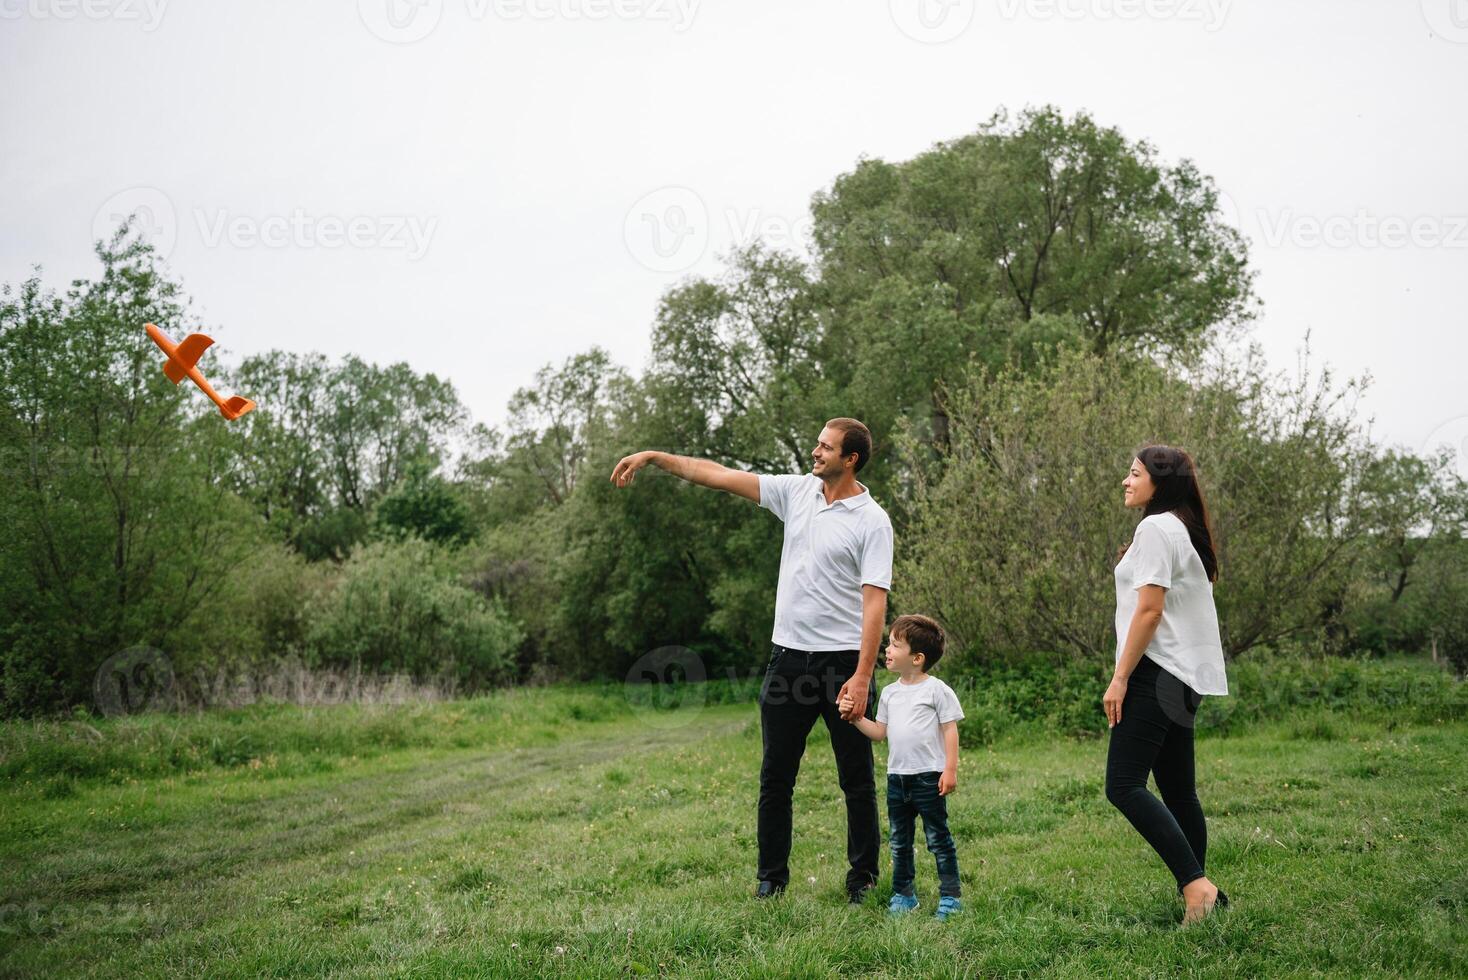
[0,228,262,713]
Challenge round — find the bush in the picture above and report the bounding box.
[943,652,1464,744]
[305,539,521,688]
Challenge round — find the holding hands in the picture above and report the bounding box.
[836,673,869,721]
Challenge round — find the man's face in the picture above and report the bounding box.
[812,426,851,479]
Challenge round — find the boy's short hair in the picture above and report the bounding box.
[891,614,946,670]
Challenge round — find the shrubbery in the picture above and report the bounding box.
[304,539,521,688]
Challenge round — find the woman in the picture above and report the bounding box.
[1104,445,1230,925]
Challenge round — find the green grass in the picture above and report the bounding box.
[1,684,1465,978]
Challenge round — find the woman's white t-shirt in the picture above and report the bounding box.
[1114,511,1229,696]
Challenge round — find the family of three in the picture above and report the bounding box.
[609,417,1229,925]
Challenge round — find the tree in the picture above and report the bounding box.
[649,244,835,476]
[374,460,474,546]
[500,347,632,507]
[1358,449,1468,603]
[0,225,263,714]
[898,342,1373,665]
[224,350,469,559]
[810,105,1257,467]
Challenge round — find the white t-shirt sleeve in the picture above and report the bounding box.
[935,681,965,723]
[875,685,890,725]
[859,519,894,590]
[1129,519,1174,591]
[758,474,798,521]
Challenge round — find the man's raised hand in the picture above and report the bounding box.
[611,451,655,488]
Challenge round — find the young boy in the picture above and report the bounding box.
[840,614,965,919]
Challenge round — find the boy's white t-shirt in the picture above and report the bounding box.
[876,675,965,774]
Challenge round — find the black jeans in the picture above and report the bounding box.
[756,644,880,893]
[1104,654,1209,891]
[888,772,961,898]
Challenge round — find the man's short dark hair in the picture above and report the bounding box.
[825,417,872,473]
[891,613,946,670]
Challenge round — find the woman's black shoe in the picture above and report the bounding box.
[754,881,785,899]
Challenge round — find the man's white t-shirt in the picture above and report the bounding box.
[757,473,894,651]
[876,675,965,774]
[1114,511,1229,696]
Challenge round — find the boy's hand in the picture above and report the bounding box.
[939,770,957,796]
[837,673,870,720]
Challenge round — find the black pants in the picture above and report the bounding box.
[888,772,961,898]
[756,644,880,892]
[1104,655,1209,891]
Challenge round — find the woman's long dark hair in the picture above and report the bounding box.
[1128,444,1220,583]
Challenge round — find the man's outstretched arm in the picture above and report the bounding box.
[610,451,760,502]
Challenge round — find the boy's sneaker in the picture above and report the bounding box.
[935,896,961,921]
[887,893,919,917]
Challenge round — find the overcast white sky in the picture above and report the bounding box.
[3,0,1465,467]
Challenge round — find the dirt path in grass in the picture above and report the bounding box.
[1,708,753,913]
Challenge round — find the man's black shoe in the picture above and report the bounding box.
[754,881,786,899]
[848,883,877,905]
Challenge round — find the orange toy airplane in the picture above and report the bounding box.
[144,323,256,420]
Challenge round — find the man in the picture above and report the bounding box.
[610,418,893,903]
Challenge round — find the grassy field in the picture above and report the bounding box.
[1,683,1465,978]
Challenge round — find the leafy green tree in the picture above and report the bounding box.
[898,343,1373,666]
[324,357,465,510]
[374,461,474,546]
[0,226,264,714]
[1358,449,1468,603]
[813,105,1255,358]
[224,350,333,543]
[648,244,836,475]
[643,105,1257,509]
[1345,449,1468,654]
[225,350,468,558]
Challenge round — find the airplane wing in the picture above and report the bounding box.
[174,333,214,369]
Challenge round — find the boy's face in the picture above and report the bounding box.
[883,632,925,674]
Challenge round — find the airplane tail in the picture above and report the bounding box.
[219,396,256,421]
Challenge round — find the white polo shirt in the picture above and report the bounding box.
[758,473,894,651]
[1114,511,1229,696]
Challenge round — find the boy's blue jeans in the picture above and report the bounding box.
[887,772,961,898]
